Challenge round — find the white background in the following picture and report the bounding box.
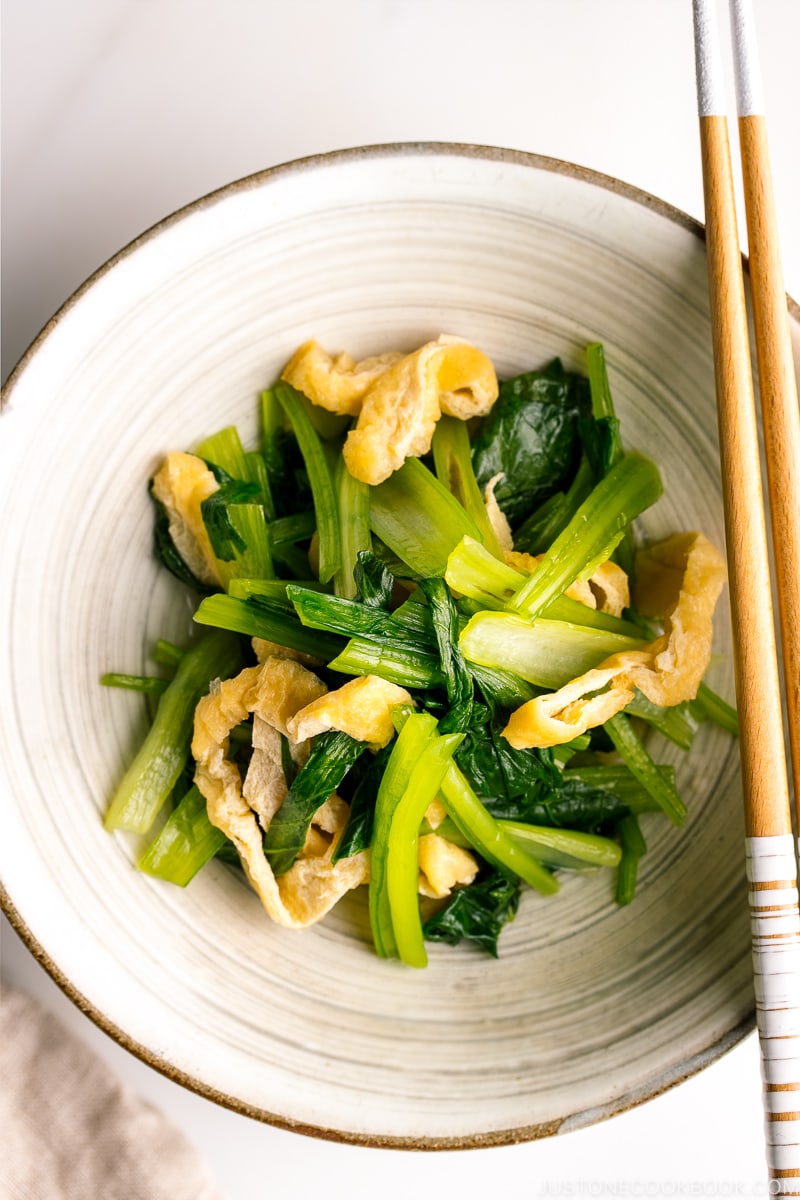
[2,0,798,1192]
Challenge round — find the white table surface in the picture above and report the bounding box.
[2,0,798,1191]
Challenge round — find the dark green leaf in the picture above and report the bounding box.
[497,776,631,831]
[471,359,591,526]
[423,869,521,957]
[512,456,595,556]
[455,723,560,815]
[354,550,396,609]
[332,744,393,862]
[263,731,367,875]
[200,481,261,560]
[578,415,622,481]
[417,577,474,731]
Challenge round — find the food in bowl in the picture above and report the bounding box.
[103,334,735,967]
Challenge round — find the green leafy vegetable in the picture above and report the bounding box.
[353,550,396,609]
[432,415,503,557]
[615,813,648,906]
[263,731,367,876]
[138,785,227,886]
[369,456,483,577]
[194,593,344,660]
[417,576,474,730]
[100,673,169,695]
[471,358,591,527]
[604,712,686,825]
[509,452,663,620]
[423,869,521,957]
[104,630,242,834]
[271,382,341,582]
[332,744,392,862]
[200,480,262,560]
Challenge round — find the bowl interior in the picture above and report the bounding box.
[1,145,778,1146]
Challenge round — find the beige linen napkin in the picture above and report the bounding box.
[0,986,225,1200]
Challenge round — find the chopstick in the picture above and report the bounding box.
[692,0,800,1187]
[730,0,800,824]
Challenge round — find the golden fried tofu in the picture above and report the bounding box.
[150,451,222,586]
[344,336,498,484]
[287,674,412,751]
[503,532,726,748]
[192,657,369,928]
[418,834,479,899]
[282,335,498,486]
[281,339,403,416]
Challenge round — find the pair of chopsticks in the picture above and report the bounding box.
[692,0,800,1186]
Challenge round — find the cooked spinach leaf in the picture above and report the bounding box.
[498,777,630,831]
[423,869,521,957]
[471,358,591,526]
[455,722,560,814]
[354,550,396,609]
[417,577,474,731]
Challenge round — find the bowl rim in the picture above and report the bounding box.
[0,140,774,1148]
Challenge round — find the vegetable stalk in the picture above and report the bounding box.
[104,630,241,834]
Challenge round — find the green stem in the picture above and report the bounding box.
[459,610,645,691]
[153,639,185,668]
[138,786,227,885]
[369,713,438,958]
[446,536,643,636]
[369,456,483,577]
[194,593,343,660]
[615,813,648,905]
[327,638,444,690]
[510,452,662,619]
[386,728,464,967]
[512,457,594,556]
[432,415,503,558]
[690,682,739,737]
[498,821,622,871]
[104,630,242,834]
[273,382,342,583]
[604,712,687,825]
[101,673,169,695]
[438,763,559,895]
[334,459,372,600]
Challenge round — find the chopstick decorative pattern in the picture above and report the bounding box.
[693,0,800,1187]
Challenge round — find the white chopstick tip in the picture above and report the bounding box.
[729,0,766,115]
[693,0,727,116]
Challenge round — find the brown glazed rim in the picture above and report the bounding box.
[1,142,792,1150]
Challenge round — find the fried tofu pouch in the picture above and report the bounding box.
[282,335,498,485]
[503,532,726,749]
[192,658,362,928]
[150,451,222,587]
[192,659,477,926]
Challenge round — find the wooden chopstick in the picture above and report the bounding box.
[692,0,800,1187]
[730,0,800,823]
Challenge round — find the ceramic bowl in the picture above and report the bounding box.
[3,144,795,1148]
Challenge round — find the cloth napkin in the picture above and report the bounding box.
[0,986,225,1200]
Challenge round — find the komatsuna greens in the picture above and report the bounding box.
[103,336,734,966]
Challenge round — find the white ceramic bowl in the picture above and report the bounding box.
[3,144,796,1148]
